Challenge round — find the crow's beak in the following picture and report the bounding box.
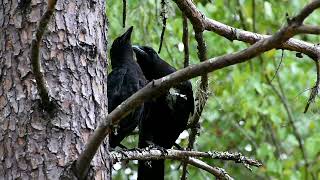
[120,26,133,43]
[132,45,148,57]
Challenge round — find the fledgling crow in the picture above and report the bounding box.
[108,27,147,148]
[133,45,194,180]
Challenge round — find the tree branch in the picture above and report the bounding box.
[110,148,262,168]
[182,14,189,68]
[30,0,57,113]
[111,148,262,180]
[173,0,320,59]
[122,0,126,28]
[158,0,168,53]
[296,25,320,35]
[187,158,234,180]
[75,1,320,179]
[181,13,190,180]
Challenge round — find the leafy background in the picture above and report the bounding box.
[107,0,320,179]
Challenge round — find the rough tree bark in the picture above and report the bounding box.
[0,0,109,179]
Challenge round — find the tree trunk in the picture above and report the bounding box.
[0,0,109,179]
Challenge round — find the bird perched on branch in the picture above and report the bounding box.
[133,45,194,180]
[108,27,147,148]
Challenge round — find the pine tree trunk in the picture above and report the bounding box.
[0,0,110,179]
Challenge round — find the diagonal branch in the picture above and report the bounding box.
[173,0,320,59]
[265,74,314,179]
[187,158,234,180]
[30,0,57,113]
[75,1,320,179]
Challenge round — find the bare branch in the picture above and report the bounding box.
[252,0,256,32]
[173,0,320,59]
[111,148,262,168]
[111,148,263,179]
[292,0,320,24]
[182,14,189,68]
[122,0,126,28]
[270,50,284,82]
[181,13,190,180]
[158,0,168,53]
[75,1,320,178]
[30,0,57,113]
[296,25,320,35]
[187,158,234,180]
[189,32,209,129]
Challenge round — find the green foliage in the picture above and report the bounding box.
[107,0,320,179]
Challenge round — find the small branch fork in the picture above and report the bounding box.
[75,1,320,179]
[30,0,57,113]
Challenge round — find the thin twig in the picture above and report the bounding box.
[270,49,284,82]
[235,0,253,71]
[182,14,189,68]
[158,0,167,53]
[266,74,315,180]
[252,0,256,32]
[236,0,247,31]
[30,0,57,113]
[187,31,208,136]
[122,0,126,28]
[182,30,209,180]
[187,158,234,180]
[181,13,190,180]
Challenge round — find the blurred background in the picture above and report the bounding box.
[107,0,320,179]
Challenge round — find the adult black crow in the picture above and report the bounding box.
[108,27,147,148]
[133,46,194,180]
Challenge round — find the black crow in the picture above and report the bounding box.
[108,27,147,148]
[133,45,194,180]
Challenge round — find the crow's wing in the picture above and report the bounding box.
[107,68,128,112]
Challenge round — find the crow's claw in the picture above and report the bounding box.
[150,145,168,156]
